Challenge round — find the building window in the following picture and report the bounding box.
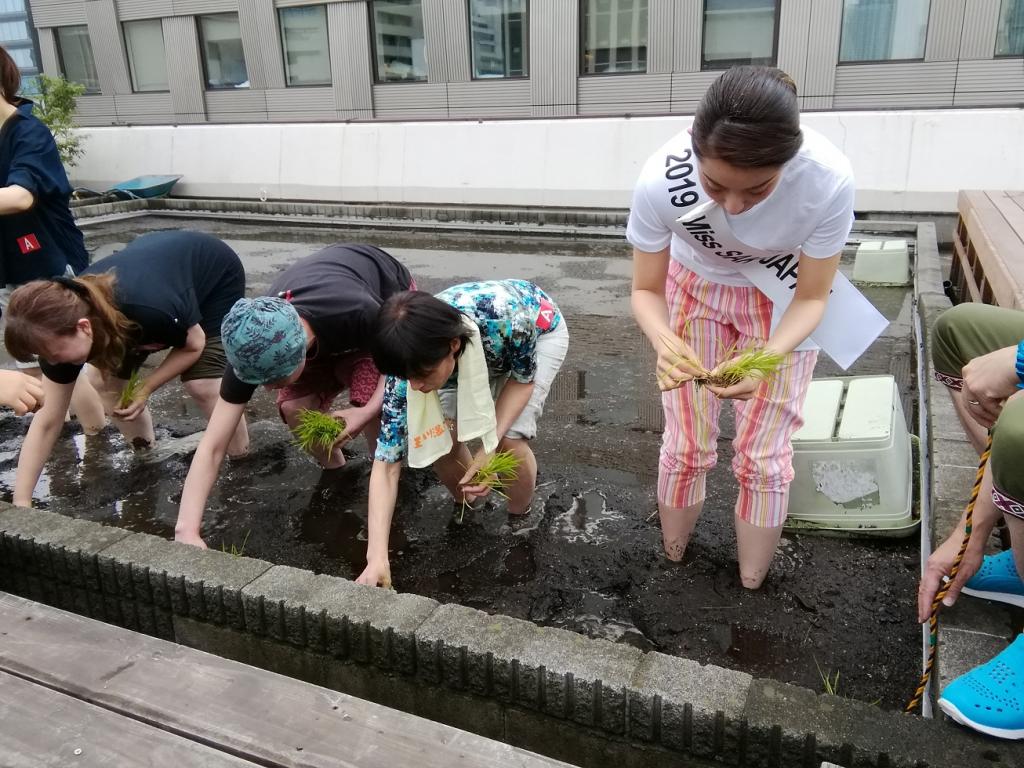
[55,25,99,93]
[581,0,647,74]
[839,0,930,62]
[996,0,1024,56]
[469,0,527,79]
[279,6,331,86]
[123,20,168,92]
[198,13,249,89]
[702,0,778,69]
[372,0,427,82]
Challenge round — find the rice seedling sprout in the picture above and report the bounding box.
[220,529,251,558]
[292,409,346,453]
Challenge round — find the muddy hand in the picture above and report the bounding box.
[356,558,391,588]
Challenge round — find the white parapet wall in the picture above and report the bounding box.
[74,109,1024,214]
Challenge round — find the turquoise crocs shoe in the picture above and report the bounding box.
[961,550,1024,608]
[939,635,1024,740]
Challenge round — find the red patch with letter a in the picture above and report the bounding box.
[536,298,556,331]
[17,234,40,254]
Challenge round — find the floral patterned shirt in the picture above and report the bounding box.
[374,280,562,463]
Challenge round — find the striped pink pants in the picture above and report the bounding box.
[659,262,818,527]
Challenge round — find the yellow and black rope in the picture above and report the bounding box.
[906,434,993,713]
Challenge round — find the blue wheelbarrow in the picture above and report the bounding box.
[74,174,182,201]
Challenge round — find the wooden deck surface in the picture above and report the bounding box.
[0,592,575,768]
[952,190,1024,308]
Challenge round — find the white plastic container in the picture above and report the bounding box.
[852,239,910,286]
[787,375,914,535]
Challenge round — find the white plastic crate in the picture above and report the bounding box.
[852,239,910,285]
[787,376,915,535]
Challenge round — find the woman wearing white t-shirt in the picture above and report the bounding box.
[629,66,856,589]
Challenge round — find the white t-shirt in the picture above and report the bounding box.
[626,125,855,287]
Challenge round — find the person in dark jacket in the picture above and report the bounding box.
[0,45,103,431]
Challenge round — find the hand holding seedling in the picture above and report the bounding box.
[656,332,708,391]
[331,406,372,443]
[458,447,495,502]
[292,409,348,465]
[113,369,150,421]
[457,450,521,521]
[704,348,785,400]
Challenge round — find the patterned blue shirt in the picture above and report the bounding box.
[374,280,562,463]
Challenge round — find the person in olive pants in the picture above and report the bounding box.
[920,301,1024,740]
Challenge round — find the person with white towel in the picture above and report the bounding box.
[356,280,569,588]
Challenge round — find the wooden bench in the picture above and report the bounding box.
[0,592,573,768]
[950,190,1024,308]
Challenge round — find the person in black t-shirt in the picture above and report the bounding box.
[3,230,248,508]
[175,243,413,548]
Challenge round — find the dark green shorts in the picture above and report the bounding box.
[932,303,1024,517]
[117,335,228,383]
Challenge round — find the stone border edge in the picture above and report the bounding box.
[0,503,1004,768]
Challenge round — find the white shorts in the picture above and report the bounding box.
[439,319,569,441]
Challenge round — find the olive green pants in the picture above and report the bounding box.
[933,303,1024,518]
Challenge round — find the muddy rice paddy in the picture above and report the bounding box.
[0,216,921,709]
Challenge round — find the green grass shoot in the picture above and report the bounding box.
[118,368,144,408]
[456,450,521,524]
[814,658,841,697]
[220,529,251,558]
[292,409,346,453]
[703,347,785,389]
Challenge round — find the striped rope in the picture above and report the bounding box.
[906,434,993,713]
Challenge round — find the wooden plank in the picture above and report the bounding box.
[956,191,1024,308]
[0,670,259,767]
[987,190,1024,308]
[969,193,1024,308]
[0,593,573,768]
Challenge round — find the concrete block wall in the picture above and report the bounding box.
[0,503,1012,768]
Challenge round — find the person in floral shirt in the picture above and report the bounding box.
[357,279,569,588]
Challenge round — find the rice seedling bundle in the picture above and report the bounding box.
[292,409,347,452]
[456,450,521,524]
[657,334,783,389]
[703,347,785,388]
[118,368,145,408]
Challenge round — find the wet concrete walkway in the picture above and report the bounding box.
[0,217,920,709]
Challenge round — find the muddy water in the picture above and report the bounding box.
[0,217,922,709]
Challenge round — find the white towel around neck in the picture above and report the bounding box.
[406,317,498,468]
